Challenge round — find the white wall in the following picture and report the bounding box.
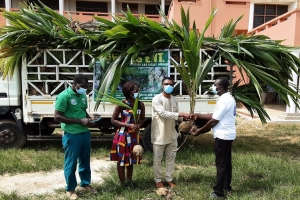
[286,51,300,113]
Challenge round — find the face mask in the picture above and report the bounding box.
[211,85,217,94]
[133,93,139,99]
[164,85,174,94]
[76,87,87,95]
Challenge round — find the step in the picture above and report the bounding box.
[277,113,300,120]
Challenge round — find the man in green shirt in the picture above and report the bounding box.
[54,74,97,200]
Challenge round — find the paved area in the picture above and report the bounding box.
[237,104,300,123]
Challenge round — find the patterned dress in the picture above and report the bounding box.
[110,100,142,166]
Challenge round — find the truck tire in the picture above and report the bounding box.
[0,119,27,149]
[142,124,153,152]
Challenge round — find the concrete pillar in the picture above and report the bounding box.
[161,0,165,13]
[111,0,116,21]
[161,0,165,22]
[286,51,300,113]
[59,0,64,15]
[5,0,11,25]
[248,3,254,31]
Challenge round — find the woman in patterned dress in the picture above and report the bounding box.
[110,81,145,186]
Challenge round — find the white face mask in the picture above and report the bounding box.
[211,85,217,94]
[133,93,139,99]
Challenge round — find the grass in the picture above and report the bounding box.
[0,120,300,200]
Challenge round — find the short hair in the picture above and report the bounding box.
[216,77,229,90]
[162,76,174,84]
[122,81,137,99]
[74,74,88,84]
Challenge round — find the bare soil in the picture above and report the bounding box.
[0,159,115,196]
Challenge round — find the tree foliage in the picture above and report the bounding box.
[0,2,300,123]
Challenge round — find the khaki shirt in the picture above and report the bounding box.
[151,93,181,145]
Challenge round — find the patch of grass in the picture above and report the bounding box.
[0,122,300,199]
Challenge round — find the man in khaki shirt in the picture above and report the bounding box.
[151,77,190,188]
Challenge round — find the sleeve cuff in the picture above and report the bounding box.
[175,113,179,120]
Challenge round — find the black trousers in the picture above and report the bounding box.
[213,138,233,197]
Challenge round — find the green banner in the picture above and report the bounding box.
[93,50,169,101]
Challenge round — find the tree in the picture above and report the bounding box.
[0,3,300,124]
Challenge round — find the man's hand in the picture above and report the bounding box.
[191,128,202,136]
[180,112,191,120]
[189,114,198,121]
[80,118,90,125]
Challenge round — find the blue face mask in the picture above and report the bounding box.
[164,85,174,94]
[133,93,139,99]
[211,85,217,94]
[76,84,87,95]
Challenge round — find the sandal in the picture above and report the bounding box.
[80,185,98,194]
[66,191,77,200]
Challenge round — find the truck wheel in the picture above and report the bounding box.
[0,120,27,149]
[141,124,153,152]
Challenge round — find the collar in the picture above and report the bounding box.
[67,86,76,95]
[218,92,231,99]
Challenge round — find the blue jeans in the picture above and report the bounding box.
[62,131,91,191]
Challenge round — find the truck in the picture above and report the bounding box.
[0,49,230,150]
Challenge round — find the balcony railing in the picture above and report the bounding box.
[248,8,300,35]
[1,8,161,26]
[66,11,161,22]
[248,8,300,46]
[65,11,112,22]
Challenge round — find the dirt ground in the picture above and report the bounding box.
[0,159,115,196]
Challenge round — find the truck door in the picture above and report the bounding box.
[0,67,21,112]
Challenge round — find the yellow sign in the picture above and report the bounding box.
[208,101,216,104]
[31,101,53,104]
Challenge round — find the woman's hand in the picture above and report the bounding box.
[129,124,140,131]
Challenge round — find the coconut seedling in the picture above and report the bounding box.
[163,7,221,150]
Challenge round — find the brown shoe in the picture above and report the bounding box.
[66,191,77,200]
[166,181,177,188]
[80,185,98,194]
[155,182,165,188]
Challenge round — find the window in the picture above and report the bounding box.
[165,5,170,16]
[76,1,108,12]
[145,5,170,16]
[122,3,138,14]
[0,0,5,8]
[145,5,159,15]
[253,4,288,28]
[27,0,59,10]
